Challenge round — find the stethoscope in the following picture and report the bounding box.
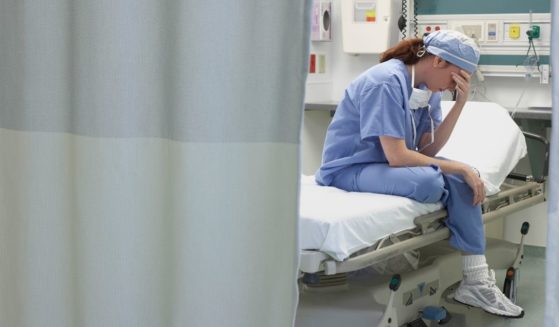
[410,107,435,152]
[409,66,435,152]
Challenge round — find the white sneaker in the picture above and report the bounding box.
[454,269,524,318]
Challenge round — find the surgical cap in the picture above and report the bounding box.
[423,30,480,74]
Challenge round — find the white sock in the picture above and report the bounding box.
[462,255,489,282]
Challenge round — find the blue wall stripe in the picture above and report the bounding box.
[479,55,550,65]
[417,0,550,15]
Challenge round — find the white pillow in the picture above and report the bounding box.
[437,101,527,195]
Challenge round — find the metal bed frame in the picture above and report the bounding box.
[299,178,545,276]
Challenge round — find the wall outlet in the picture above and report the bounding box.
[317,55,326,73]
[509,24,521,39]
[528,25,540,39]
[309,54,316,73]
[462,24,483,40]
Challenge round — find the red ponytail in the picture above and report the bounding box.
[380,38,430,64]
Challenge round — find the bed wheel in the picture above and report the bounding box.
[418,306,451,325]
[438,307,452,324]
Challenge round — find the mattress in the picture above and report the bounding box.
[299,101,527,261]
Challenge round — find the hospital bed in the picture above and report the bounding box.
[295,102,547,327]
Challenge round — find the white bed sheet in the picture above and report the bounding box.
[438,101,527,195]
[299,101,527,261]
[299,175,442,261]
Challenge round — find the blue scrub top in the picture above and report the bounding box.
[316,59,443,186]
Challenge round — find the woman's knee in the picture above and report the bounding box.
[330,166,361,192]
[413,168,446,203]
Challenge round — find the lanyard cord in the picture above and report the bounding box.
[411,66,417,147]
[410,65,435,151]
[411,105,435,152]
[418,107,435,152]
[411,65,415,87]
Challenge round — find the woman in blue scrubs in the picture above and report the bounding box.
[316,30,524,318]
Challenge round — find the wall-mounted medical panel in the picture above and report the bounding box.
[417,13,551,82]
[311,0,332,41]
[341,0,401,53]
[416,0,549,15]
[417,13,551,56]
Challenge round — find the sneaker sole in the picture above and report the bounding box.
[453,298,525,319]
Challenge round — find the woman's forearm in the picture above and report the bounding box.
[391,147,469,175]
[381,136,469,175]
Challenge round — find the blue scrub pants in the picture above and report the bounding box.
[331,163,485,254]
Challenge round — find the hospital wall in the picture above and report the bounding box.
[302,0,551,247]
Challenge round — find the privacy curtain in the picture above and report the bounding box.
[545,1,559,325]
[0,1,311,326]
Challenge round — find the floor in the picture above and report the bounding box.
[441,246,546,327]
[295,245,546,327]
